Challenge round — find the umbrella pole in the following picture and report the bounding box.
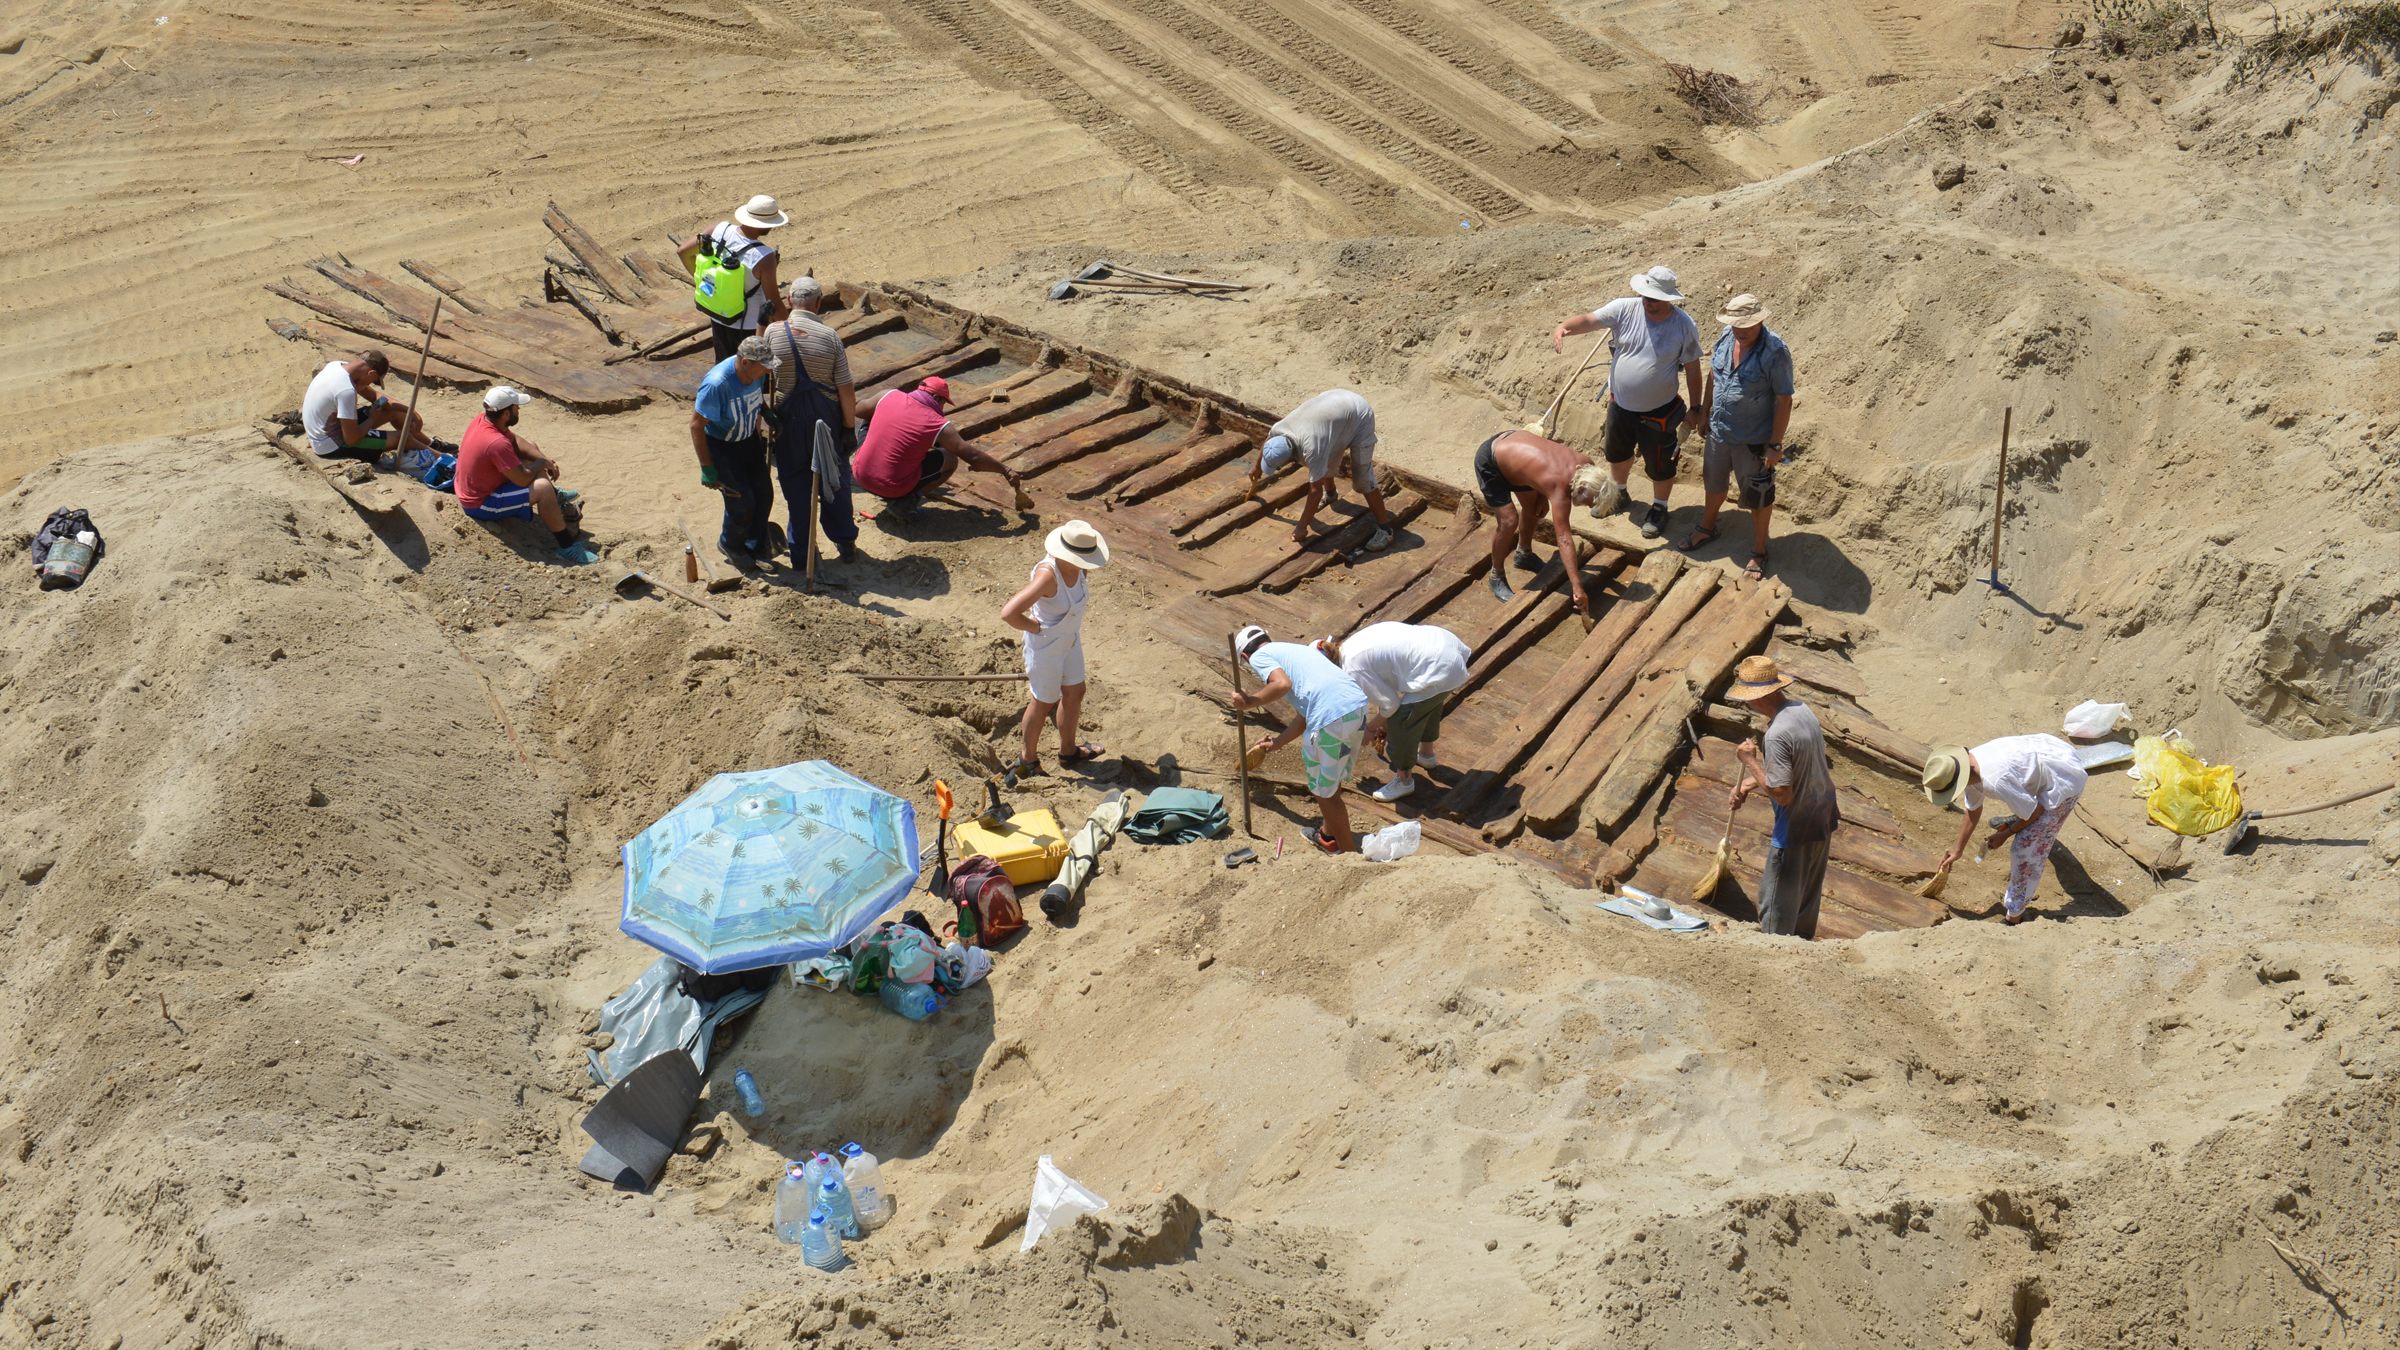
[1227,632,1254,838]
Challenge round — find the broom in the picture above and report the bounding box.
[1916,863,1950,899]
[1691,833,1735,904]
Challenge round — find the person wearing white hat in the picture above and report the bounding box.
[679,194,792,362]
[1685,293,1795,581]
[1001,521,1112,774]
[454,386,598,565]
[1922,735,2087,926]
[1549,264,1707,540]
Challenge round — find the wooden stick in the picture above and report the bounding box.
[605,320,712,365]
[844,672,1023,683]
[625,571,730,619]
[1228,633,1255,838]
[1105,265,1252,290]
[1990,407,2011,582]
[1534,335,1608,434]
[395,294,442,462]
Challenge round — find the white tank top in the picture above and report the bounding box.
[1027,559,1087,630]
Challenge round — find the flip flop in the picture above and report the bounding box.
[1677,525,1718,551]
[1003,759,1042,788]
[1743,551,1768,581]
[1057,743,1107,765]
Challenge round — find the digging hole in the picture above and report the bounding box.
[2010,1279,2050,1349]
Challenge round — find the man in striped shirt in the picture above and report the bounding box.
[765,278,862,565]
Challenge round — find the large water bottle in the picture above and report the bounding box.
[840,1143,892,1228]
[880,979,943,1020]
[733,1068,767,1117]
[800,1150,838,1198]
[817,1174,862,1238]
[773,1162,811,1244]
[799,1206,846,1271]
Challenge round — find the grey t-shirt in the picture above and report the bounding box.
[1591,296,1702,414]
[1762,698,1840,846]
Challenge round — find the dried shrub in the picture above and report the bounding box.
[2089,0,2216,56]
[2234,1,2400,82]
[1664,63,1760,127]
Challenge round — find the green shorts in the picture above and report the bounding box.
[1301,709,1367,798]
[1383,695,1450,770]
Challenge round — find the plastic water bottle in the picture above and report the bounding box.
[817,1174,862,1238]
[774,1162,811,1244]
[881,979,943,1020]
[733,1068,767,1117]
[800,1205,846,1271]
[840,1143,892,1228]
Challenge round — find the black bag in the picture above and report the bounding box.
[30,508,104,572]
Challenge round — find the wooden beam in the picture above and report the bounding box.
[949,369,1091,440]
[262,281,648,412]
[855,337,988,398]
[980,397,1132,461]
[397,260,497,314]
[1461,536,1593,661]
[1434,550,1683,820]
[625,250,690,293]
[1584,674,1704,837]
[1310,500,1479,636]
[1261,493,1427,594]
[1178,475,1314,549]
[268,317,487,388]
[1453,553,1630,704]
[1356,524,1491,628]
[546,267,623,344]
[1107,430,1255,505]
[1057,428,1231,499]
[1009,408,1170,475]
[1813,699,1933,774]
[833,311,907,343]
[545,200,648,303]
[1765,639,1867,699]
[1679,741,1908,839]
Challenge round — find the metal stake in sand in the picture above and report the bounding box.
[1227,631,1254,838]
[1978,407,2013,596]
[397,294,444,464]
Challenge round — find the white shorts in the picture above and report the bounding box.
[1024,626,1086,704]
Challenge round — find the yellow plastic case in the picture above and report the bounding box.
[952,808,1070,887]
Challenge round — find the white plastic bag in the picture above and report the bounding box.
[2062,700,2128,738]
[1360,821,1422,862]
[940,942,992,988]
[1021,1155,1108,1252]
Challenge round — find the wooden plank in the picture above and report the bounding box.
[1507,569,1723,814]
[1766,639,1867,699]
[1108,429,1256,505]
[1165,466,1284,538]
[1813,700,1932,774]
[855,337,989,398]
[982,398,1136,461]
[1435,550,1683,819]
[948,477,1203,581]
[1679,739,1907,839]
[1009,408,1171,474]
[949,369,1091,440]
[626,250,690,293]
[1313,501,1479,636]
[1261,493,1427,594]
[261,424,401,513]
[397,260,498,314]
[547,267,623,343]
[1461,537,1593,660]
[1202,494,1396,597]
[545,200,648,303]
[1453,554,1629,707]
[834,311,908,343]
[945,362,1058,415]
[314,259,602,358]
[1357,524,1491,629]
[1590,774,1671,885]
[269,317,488,388]
[1179,476,1318,550]
[1585,675,1703,837]
[1057,428,1229,499]
[263,281,648,412]
[1661,775,1941,886]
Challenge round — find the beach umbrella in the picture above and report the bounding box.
[620,760,920,974]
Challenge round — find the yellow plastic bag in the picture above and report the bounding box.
[2130,733,2243,836]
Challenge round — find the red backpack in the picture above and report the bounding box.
[946,856,1026,945]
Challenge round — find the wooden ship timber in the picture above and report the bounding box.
[262,208,1962,940]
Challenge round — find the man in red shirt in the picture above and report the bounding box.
[456,387,599,565]
[849,376,1022,521]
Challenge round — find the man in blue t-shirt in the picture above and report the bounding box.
[1727,655,1840,939]
[689,335,779,565]
[1229,624,1369,853]
[1549,264,1705,540]
[1685,293,1796,581]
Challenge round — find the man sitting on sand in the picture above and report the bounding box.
[1470,429,1614,610]
[1549,265,1705,540]
[850,376,1024,521]
[1231,624,1369,854]
[456,387,599,566]
[301,351,442,462]
[1247,389,1393,550]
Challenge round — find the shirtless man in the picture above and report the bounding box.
[1470,429,1612,611]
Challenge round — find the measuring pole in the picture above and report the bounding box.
[1978,407,2013,595]
[1227,632,1255,838]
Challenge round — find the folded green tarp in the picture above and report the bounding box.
[1122,787,1227,845]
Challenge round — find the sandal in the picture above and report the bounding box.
[1003,759,1041,788]
[1056,743,1107,765]
[1742,551,1768,581]
[1677,525,1719,552]
[2002,909,2033,926]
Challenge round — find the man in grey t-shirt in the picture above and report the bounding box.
[1727,655,1840,938]
[1549,265,1705,540]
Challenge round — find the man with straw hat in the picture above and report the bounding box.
[1002,520,1111,776]
[1683,293,1795,581]
[679,194,792,361]
[1549,264,1706,540]
[1727,655,1840,938]
[1922,734,2087,926]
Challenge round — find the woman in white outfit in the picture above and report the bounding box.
[1001,520,1110,773]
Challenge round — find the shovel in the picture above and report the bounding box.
[930,779,954,899]
[614,570,730,620]
[977,775,1015,829]
[1047,259,1115,300]
[2220,780,2395,854]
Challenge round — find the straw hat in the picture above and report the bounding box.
[1044,520,1110,570]
[733,194,790,229]
[1629,265,1687,304]
[1728,654,1796,702]
[1921,745,1974,808]
[1717,293,1771,328]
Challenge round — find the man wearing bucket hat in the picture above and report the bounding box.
[454,386,599,565]
[1230,624,1370,853]
[1923,734,2087,926]
[851,376,1024,522]
[1001,520,1112,775]
[689,334,780,565]
[1550,264,1706,540]
[679,194,792,362]
[1684,293,1795,581]
[1727,655,1841,938]
[1246,389,1395,550]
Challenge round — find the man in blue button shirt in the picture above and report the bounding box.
[1683,293,1795,580]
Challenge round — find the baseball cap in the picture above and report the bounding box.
[1234,625,1271,659]
[483,386,533,411]
[736,335,780,368]
[917,376,951,406]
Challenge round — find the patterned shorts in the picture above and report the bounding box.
[1301,709,1368,798]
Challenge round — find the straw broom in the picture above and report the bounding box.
[1691,833,1735,903]
[1916,863,1951,899]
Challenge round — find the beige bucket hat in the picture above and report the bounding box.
[1717,293,1771,328]
[1921,745,1974,808]
[733,194,790,229]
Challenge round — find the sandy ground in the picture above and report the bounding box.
[3,3,2399,1349]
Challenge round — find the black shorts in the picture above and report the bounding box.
[1602,397,1686,482]
[874,448,952,502]
[1472,434,1526,509]
[710,321,753,362]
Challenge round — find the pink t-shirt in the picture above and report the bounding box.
[851,389,949,498]
[455,414,522,509]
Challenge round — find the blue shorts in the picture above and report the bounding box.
[463,484,535,521]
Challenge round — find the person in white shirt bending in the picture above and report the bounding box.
[1319,622,1471,802]
[1921,734,2089,926]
